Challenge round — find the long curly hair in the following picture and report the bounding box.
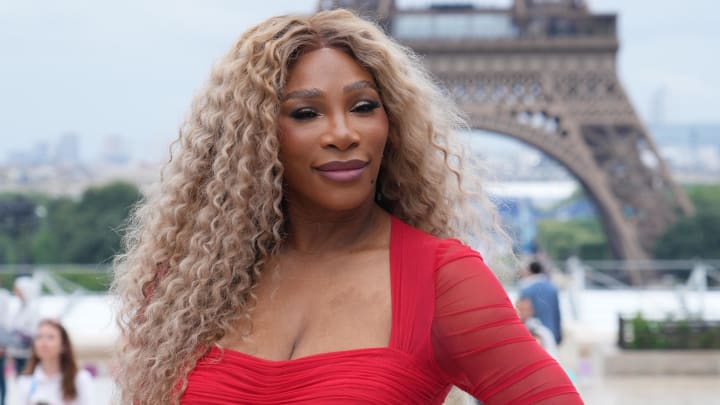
[112,9,505,404]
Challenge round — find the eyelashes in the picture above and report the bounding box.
[351,100,381,113]
[289,100,381,121]
[290,108,319,120]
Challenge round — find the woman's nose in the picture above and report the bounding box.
[323,113,359,151]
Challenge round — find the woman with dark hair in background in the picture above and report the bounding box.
[12,319,94,405]
[113,9,582,404]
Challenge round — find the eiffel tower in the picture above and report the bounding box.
[317,0,693,278]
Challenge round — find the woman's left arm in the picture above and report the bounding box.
[431,255,583,405]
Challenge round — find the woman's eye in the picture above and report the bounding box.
[290,108,319,120]
[351,100,380,114]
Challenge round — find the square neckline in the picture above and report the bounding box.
[210,215,402,365]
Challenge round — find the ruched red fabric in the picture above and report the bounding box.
[182,216,583,404]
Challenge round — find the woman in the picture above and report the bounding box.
[12,319,94,405]
[113,9,583,404]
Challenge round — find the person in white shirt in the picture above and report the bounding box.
[8,277,41,374]
[11,319,94,405]
[516,297,559,359]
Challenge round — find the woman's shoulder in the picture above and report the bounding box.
[392,216,482,268]
[14,372,34,394]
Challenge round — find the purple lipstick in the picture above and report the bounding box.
[314,159,368,182]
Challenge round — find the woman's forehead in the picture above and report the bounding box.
[284,48,376,94]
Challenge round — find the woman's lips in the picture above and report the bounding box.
[314,159,368,182]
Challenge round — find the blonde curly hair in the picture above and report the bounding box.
[113,9,504,404]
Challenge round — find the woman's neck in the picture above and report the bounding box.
[284,198,389,255]
[40,359,61,377]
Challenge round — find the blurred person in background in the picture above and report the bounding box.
[519,260,562,344]
[8,277,41,375]
[0,288,12,405]
[11,319,94,405]
[516,297,559,359]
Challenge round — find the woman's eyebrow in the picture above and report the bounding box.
[282,88,323,101]
[282,80,377,102]
[343,80,377,93]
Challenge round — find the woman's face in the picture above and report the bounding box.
[33,323,63,362]
[278,47,389,213]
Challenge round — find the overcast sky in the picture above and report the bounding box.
[1,0,718,161]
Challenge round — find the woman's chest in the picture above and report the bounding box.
[26,379,71,405]
[220,250,392,361]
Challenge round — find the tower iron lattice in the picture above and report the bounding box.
[317,0,693,283]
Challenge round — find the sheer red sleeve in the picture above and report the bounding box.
[431,244,583,404]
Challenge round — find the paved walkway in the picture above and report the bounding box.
[579,376,719,405]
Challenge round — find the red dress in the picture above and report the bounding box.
[182,217,582,404]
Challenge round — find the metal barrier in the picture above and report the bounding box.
[564,257,720,321]
[564,258,720,290]
[0,264,110,319]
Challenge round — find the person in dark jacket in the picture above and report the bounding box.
[519,261,562,344]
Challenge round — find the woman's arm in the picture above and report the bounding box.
[432,255,583,404]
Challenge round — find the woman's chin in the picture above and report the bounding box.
[36,353,56,362]
[319,193,376,213]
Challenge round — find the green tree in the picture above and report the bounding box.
[31,197,76,263]
[536,218,610,261]
[30,182,142,264]
[654,184,720,259]
[0,194,40,264]
[686,184,720,212]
